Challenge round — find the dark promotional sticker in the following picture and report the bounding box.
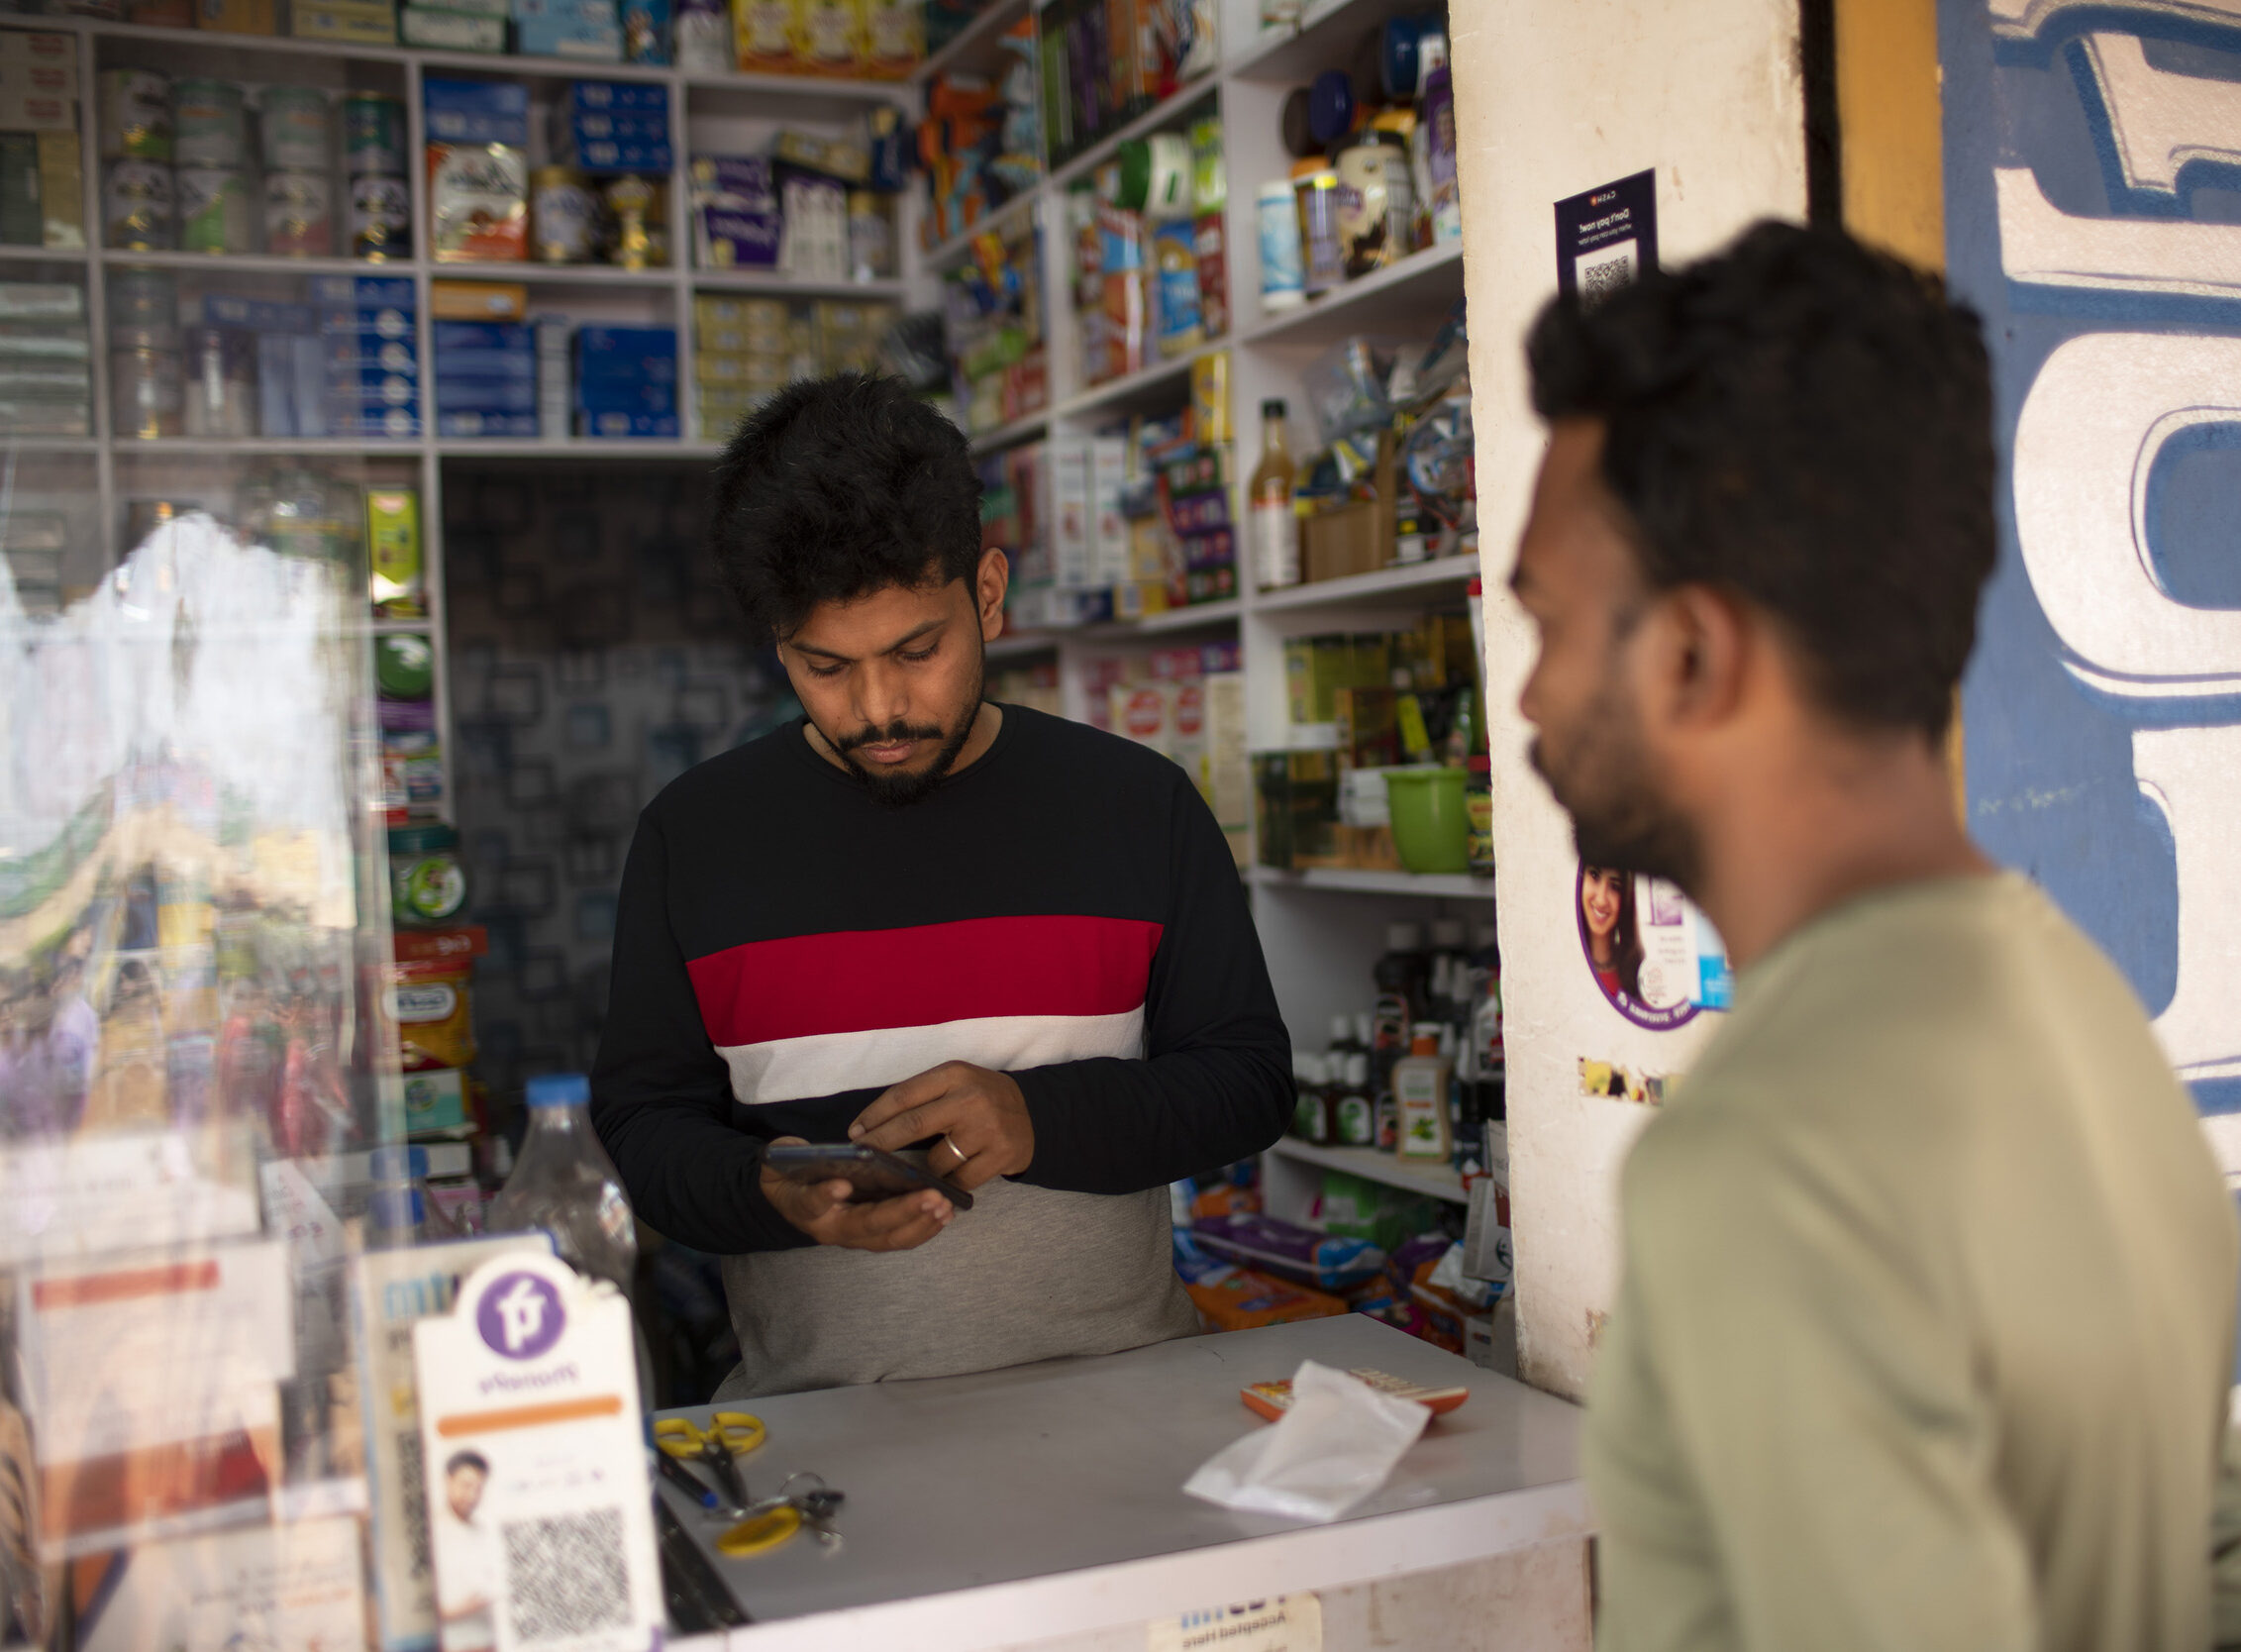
[1554,168,1659,303]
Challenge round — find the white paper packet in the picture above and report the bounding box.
[1181,1359,1432,1521]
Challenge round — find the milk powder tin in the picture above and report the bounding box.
[349,172,410,259]
[172,78,247,167]
[531,165,597,263]
[343,92,405,176]
[177,164,254,254]
[259,85,331,173]
[104,158,175,251]
[97,68,171,161]
[264,169,334,256]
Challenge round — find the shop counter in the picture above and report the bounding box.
[658,1314,1591,1651]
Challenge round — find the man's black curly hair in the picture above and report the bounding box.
[709,371,984,642]
[1526,221,1995,740]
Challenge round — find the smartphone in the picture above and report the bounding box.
[762,1143,974,1211]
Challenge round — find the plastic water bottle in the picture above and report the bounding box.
[487,1073,638,1296]
[366,1144,462,1249]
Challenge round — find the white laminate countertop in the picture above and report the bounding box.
[657,1314,1589,1651]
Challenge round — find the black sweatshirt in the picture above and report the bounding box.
[590,704,1293,1264]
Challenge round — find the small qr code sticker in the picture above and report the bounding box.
[1577,240,1638,304]
[503,1509,631,1643]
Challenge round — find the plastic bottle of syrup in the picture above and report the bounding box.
[1332,1052,1376,1147]
[1290,1052,1334,1145]
[1251,397,1300,590]
[1374,921,1429,1021]
[1393,1023,1455,1162]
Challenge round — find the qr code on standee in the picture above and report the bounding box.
[396,1431,432,1583]
[1578,241,1638,304]
[503,1509,631,1642]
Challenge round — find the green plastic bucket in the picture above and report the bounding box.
[1384,767,1471,875]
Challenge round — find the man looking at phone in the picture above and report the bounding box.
[1511,224,2237,1649]
[592,372,1292,1398]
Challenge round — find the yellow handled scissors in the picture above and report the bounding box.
[654,1410,764,1510]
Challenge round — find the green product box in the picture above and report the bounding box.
[1320,1170,1440,1255]
[366,485,424,618]
[380,1066,471,1137]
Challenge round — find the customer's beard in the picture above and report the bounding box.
[832,657,986,809]
[1529,677,1703,896]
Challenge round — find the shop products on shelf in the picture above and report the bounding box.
[576,323,678,437]
[689,293,893,435]
[434,316,536,436]
[988,657,1062,715]
[515,0,626,59]
[291,0,400,43]
[425,75,530,261]
[732,0,922,76]
[369,482,424,615]
[1092,639,1248,861]
[0,32,85,251]
[0,279,90,436]
[1036,0,1215,171]
[401,0,507,52]
[1067,121,1226,388]
[345,91,411,258]
[915,22,1038,251]
[945,211,1044,435]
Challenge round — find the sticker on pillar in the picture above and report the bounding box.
[1148,1595,1323,1652]
[1555,168,1658,305]
[1576,861,1709,1031]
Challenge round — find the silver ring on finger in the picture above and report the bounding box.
[938,1135,968,1172]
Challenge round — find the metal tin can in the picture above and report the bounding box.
[177,164,254,254]
[349,172,410,260]
[97,69,171,161]
[531,165,597,263]
[104,159,175,251]
[264,169,334,257]
[342,92,405,177]
[259,85,331,174]
[172,78,247,168]
[110,344,183,439]
[1335,136,1409,277]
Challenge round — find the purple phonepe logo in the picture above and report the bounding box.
[476,1271,565,1360]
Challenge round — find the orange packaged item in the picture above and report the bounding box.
[1241,1368,1470,1423]
[381,957,475,1072]
[1182,1264,1348,1333]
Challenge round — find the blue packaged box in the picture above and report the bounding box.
[580,409,679,438]
[440,409,540,437]
[575,382,676,418]
[319,305,415,341]
[569,80,667,113]
[571,138,669,172]
[575,326,676,376]
[423,77,531,147]
[333,367,420,404]
[434,321,534,352]
[327,333,418,373]
[332,405,422,440]
[441,378,539,412]
[436,351,536,380]
[570,110,666,141]
[514,0,622,58]
[310,275,416,308]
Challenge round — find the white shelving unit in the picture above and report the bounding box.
[915,0,1485,1090]
[2,14,921,828]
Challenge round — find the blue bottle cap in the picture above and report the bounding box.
[526,1072,591,1108]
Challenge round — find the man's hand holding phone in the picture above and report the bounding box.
[759,1136,957,1251]
[848,1061,1034,1190]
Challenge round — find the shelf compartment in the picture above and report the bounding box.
[923,190,1038,270]
[1266,1136,1469,1204]
[1253,556,1477,614]
[1240,243,1467,350]
[1047,76,1219,193]
[1251,865,1490,900]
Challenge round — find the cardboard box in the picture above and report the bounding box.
[579,408,678,437]
[290,0,398,40]
[34,131,81,250]
[196,0,278,31]
[313,275,416,308]
[403,7,509,48]
[422,77,531,148]
[0,92,74,133]
[0,136,35,248]
[0,35,77,101]
[430,279,526,320]
[437,409,536,436]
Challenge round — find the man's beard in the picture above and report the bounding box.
[1529,673,1703,895]
[830,656,985,809]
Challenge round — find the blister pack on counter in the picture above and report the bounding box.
[1189,1211,1387,1291]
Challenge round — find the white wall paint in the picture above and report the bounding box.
[1449,0,1811,1399]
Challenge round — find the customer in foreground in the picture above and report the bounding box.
[1509,221,2239,1652]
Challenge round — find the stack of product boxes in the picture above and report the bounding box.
[0,32,83,252]
[1095,641,1251,865]
[318,275,419,438]
[402,0,510,52]
[0,280,89,438]
[425,77,529,264]
[692,294,786,438]
[557,79,668,172]
[435,319,536,438]
[689,153,779,270]
[575,326,676,438]
[516,0,624,58]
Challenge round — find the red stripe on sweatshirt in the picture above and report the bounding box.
[686,914,1164,1048]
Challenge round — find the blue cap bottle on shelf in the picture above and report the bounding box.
[525,1072,591,1108]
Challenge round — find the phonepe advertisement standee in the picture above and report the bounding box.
[412,1251,661,1652]
[1944,0,2241,1110]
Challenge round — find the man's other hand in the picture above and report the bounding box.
[850,1062,1034,1191]
[759,1136,956,1250]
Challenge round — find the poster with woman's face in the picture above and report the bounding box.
[1576,861,1701,1031]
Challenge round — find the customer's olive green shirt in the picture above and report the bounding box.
[1586,874,2238,1652]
